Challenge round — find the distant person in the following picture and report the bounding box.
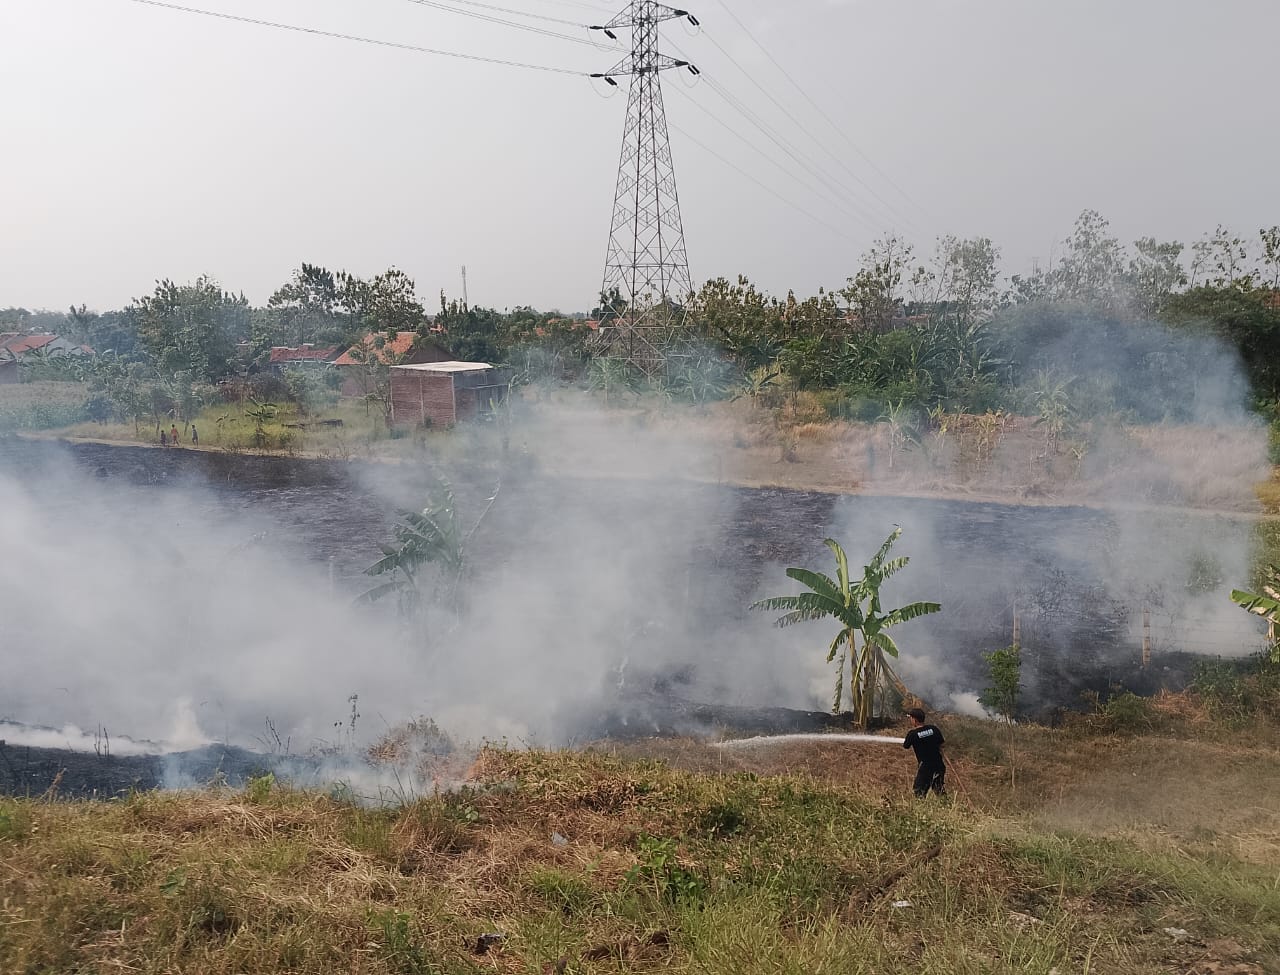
[170,423,180,445]
[190,424,199,447]
[159,429,167,447]
[902,706,946,797]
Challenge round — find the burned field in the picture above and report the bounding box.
[0,435,1266,761]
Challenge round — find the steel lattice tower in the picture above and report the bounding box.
[591,3,698,375]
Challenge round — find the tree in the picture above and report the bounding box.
[268,263,339,346]
[1163,286,1280,400]
[1191,225,1256,290]
[127,277,247,381]
[840,234,917,331]
[436,294,503,364]
[68,305,138,357]
[1051,209,1124,307]
[1259,226,1280,291]
[345,332,406,422]
[1126,237,1186,318]
[688,276,785,369]
[338,267,426,335]
[752,529,941,726]
[979,642,1022,788]
[979,644,1022,723]
[920,236,1000,328]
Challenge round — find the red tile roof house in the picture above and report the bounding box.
[0,333,93,357]
[389,361,508,429]
[267,344,341,374]
[331,332,451,397]
[0,333,93,382]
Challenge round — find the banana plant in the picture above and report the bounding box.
[1231,564,1280,661]
[359,480,464,619]
[752,528,941,726]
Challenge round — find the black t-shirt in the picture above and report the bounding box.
[903,724,945,768]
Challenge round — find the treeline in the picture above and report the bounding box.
[3,210,1279,437]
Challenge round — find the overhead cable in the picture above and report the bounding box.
[696,29,917,231]
[400,0,616,51]
[119,0,589,75]
[667,84,882,231]
[661,30,909,232]
[713,0,929,221]
[425,0,595,28]
[667,120,861,246]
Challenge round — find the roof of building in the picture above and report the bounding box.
[332,331,426,367]
[268,344,340,364]
[391,360,493,374]
[0,334,57,355]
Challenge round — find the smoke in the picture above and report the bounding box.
[0,308,1271,768]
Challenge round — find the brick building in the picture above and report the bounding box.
[332,331,450,397]
[389,361,507,428]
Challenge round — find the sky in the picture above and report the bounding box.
[2,0,1277,315]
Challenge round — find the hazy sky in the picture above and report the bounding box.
[2,0,1277,314]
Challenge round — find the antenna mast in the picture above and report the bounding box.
[591,3,699,375]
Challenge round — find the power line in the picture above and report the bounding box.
[430,0,595,28]
[667,83,881,231]
[667,118,860,246]
[119,0,590,74]
[697,75,899,230]
[400,0,616,51]
[712,0,929,221]
[695,29,917,232]
[659,29,909,233]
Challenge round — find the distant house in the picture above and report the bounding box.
[0,355,16,385]
[332,331,450,397]
[389,361,508,428]
[267,344,340,374]
[0,333,93,358]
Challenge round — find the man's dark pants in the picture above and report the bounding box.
[913,763,945,797]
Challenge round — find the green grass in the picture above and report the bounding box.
[0,380,90,431]
[1,745,1276,975]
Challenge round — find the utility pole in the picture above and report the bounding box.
[591,2,699,376]
[461,265,469,312]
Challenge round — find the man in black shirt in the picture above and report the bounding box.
[902,707,946,797]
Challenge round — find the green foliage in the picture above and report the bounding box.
[360,480,465,618]
[245,773,275,804]
[752,529,941,724]
[0,383,90,431]
[1097,690,1155,732]
[523,867,596,916]
[979,644,1022,722]
[1192,653,1280,724]
[368,909,433,975]
[1229,563,1280,663]
[127,276,248,382]
[626,835,704,904]
[0,801,33,842]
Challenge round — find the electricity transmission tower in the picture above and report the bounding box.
[591,3,699,375]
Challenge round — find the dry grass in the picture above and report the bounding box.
[1257,472,1280,514]
[2,729,1278,975]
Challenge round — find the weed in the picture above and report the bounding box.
[0,800,32,841]
[697,797,749,838]
[244,771,275,804]
[626,834,705,904]
[369,909,433,975]
[523,866,597,916]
